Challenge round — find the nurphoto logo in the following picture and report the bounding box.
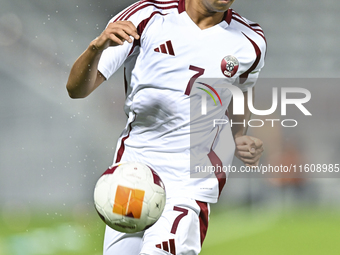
[199,82,312,128]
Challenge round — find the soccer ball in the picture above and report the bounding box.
[94,162,166,233]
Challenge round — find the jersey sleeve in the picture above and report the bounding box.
[97,1,178,80]
[234,19,267,92]
[97,5,143,80]
[97,39,131,80]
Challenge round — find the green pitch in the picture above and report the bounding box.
[201,206,340,255]
[0,206,339,255]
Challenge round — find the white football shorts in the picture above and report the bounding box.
[103,197,210,255]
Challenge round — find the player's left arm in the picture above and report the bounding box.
[228,87,264,166]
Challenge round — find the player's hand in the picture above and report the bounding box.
[90,21,140,51]
[234,136,264,166]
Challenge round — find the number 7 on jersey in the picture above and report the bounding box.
[184,65,205,95]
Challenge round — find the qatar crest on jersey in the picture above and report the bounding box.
[221,55,239,78]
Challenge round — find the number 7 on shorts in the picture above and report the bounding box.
[170,206,189,234]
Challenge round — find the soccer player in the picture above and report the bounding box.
[66,0,265,254]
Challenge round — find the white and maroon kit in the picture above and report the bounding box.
[97,0,266,254]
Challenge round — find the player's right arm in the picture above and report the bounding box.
[66,21,140,98]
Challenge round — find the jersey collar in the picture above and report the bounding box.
[178,0,186,13]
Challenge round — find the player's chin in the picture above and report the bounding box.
[217,0,234,5]
[215,0,234,11]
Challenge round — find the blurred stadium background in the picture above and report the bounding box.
[1,0,340,254]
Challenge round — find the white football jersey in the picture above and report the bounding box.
[98,0,266,203]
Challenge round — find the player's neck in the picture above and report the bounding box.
[185,0,226,30]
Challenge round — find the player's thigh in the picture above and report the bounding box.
[103,225,144,255]
[140,198,209,255]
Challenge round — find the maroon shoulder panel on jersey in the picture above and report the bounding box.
[239,33,261,84]
[231,11,266,43]
[114,0,179,22]
[121,1,180,56]
[114,1,142,22]
[128,11,168,56]
[125,3,178,21]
